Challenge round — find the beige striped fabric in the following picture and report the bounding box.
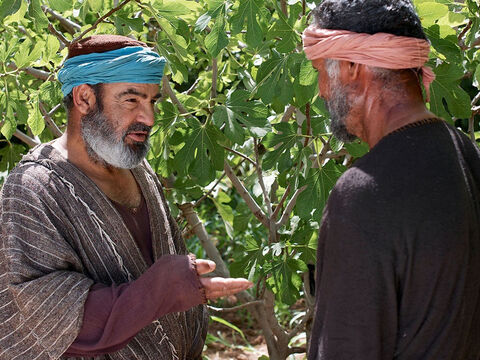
[0,143,208,360]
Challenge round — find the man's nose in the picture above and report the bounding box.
[137,103,155,127]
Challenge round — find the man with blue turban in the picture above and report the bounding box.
[0,35,252,360]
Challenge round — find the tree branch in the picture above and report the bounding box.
[48,23,70,47]
[0,121,40,148]
[177,202,230,277]
[254,138,272,217]
[224,161,269,228]
[276,185,307,228]
[182,78,200,95]
[208,300,264,313]
[472,91,480,107]
[272,184,291,220]
[43,5,81,35]
[39,102,63,138]
[288,309,313,340]
[281,105,295,123]
[210,57,218,106]
[193,171,227,208]
[162,76,192,117]
[7,63,51,81]
[223,146,256,166]
[72,0,133,43]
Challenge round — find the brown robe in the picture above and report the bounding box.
[0,143,208,359]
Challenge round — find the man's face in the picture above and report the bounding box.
[81,83,160,169]
[313,59,356,143]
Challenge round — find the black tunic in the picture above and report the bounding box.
[308,120,480,360]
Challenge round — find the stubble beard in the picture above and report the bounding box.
[81,106,151,169]
[325,85,357,143]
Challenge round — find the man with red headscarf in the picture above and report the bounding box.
[303,1,480,359]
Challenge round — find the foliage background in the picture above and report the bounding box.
[1,0,479,358]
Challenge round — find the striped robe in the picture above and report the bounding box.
[0,143,208,360]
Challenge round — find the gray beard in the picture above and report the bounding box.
[325,86,357,143]
[81,107,150,169]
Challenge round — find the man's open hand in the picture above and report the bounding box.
[196,259,253,300]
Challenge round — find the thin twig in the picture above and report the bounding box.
[469,116,475,142]
[162,76,192,117]
[48,23,70,47]
[224,146,256,166]
[42,5,81,35]
[303,103,311,147]
[272,184,291,220]
[472,91,480,107]
[211,57,218,106]
[280,0,288,17]
[182,78,200,95]
[193,171,227,208]
[72,0,133,43]
[39,102,63,138]
[224,161,269,228]
[276,185,308,228]
[208,300,264,313]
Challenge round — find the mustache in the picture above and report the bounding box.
[125,123,152,134]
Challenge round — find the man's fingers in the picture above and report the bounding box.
[200,277,253,300]
[196,259,216,275]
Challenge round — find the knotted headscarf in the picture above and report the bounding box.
[302,26,435,101]
[58,36,166,96]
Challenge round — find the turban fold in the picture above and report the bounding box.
[58,43,166,96]
[302,26,435,102]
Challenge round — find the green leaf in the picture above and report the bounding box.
[45,35,60,61]
[256,51,293,105]
[27,96,45,136]
[231,0,263,47]
[0,143,25,172]
[263,122,303,171]
[47,0,73,12]
[416,2,449,27]
[28,0,49,32]
[212,192,234,239]
[210,316,247,342]
[1,101,16,140]
[114,14,144,34]
[204,14,228,57]
[474,64,480,90]
[296,161,345,220]
[267,14,299,53]
[0,0,21,21]
[87,0,103,12]
[299,58,317,86]
[429,63,472,120]
[174,118,225,185]
[212,105,245,144]
[39,82,63,105]
[268,257,306,305]
[345,140,370,158]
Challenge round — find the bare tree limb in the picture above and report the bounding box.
[42,5,81,35]
[39,102,63,138]
[72,0,133,43]
[177,203,230,277]
[224,161,269,228]
[223,146,256,166]
[162,76,192,118]
[288,309,313,340]
[7,63,51,81]
[208,300,264,313]
[254,138,272,217]
[0,121,41,148]
[472,91,480,107]
[281,105,296,123]
[48,23,70,47]
[276,185,308,228]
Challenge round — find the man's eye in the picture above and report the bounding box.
[126,98,137,103]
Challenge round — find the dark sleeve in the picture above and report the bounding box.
[64,254,206,357]
[308,177,398,360]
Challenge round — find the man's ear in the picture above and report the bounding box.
[339,61,362,81]
[72,84,97,115]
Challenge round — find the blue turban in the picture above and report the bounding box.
[57,46,166,96]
